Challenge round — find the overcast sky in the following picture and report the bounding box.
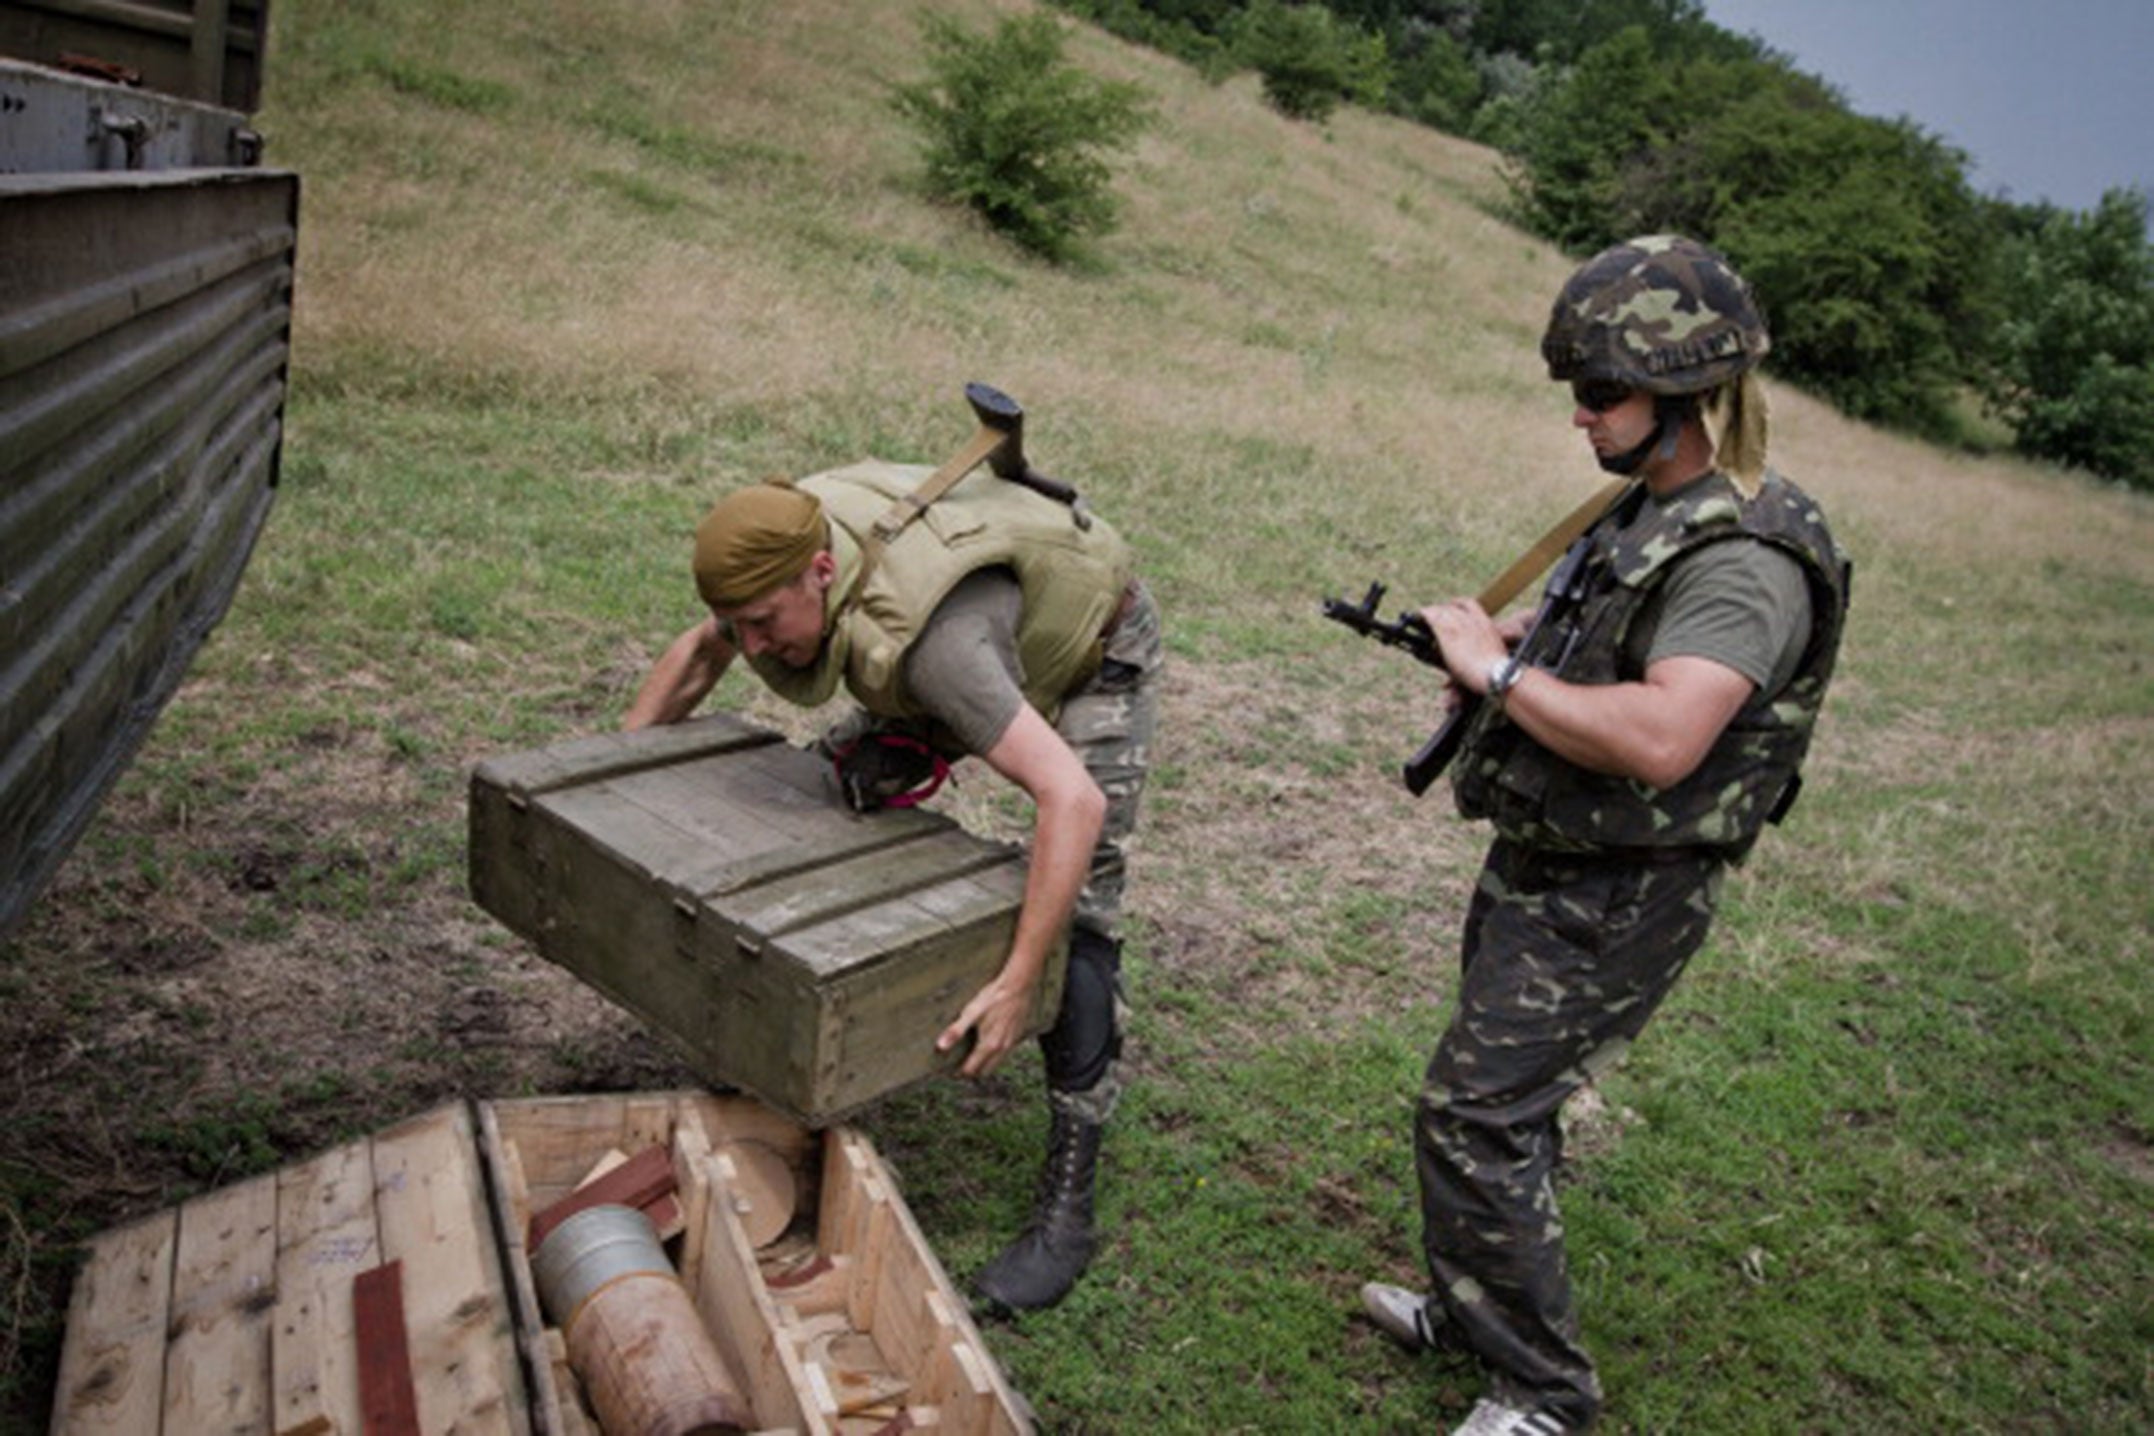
[1698,0,2153,212]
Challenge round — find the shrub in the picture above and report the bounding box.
[1980,190,2154,489]
[1052,0,1238,80]
[890,12,1153,262]
[1230,0,1389,124]
[1385,23,1483,133]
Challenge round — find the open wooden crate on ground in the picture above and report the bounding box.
[469,714,1065,1126]
[50,1091,1032,1435]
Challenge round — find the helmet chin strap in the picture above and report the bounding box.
[1595,394,1692,475]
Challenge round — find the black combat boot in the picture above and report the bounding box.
[973,1098,1103,1313]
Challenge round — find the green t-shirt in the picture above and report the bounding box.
[900,568,1028,755]
[1635,537,1812,698]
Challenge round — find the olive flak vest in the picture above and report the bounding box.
[746,460,1135,727]
[1452,469,1851,860]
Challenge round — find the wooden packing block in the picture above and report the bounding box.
[525,1142,678,1252]
[720,1138,799,1250]
[468,713,1067,1123]
[565,1146,691,1243]
[351,1261,421,1436]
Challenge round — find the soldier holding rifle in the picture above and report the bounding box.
[1356,237,1850,1435]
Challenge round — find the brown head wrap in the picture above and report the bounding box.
[692,479,827,609]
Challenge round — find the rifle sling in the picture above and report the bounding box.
[856,424,1011,590]
[869,426,1008,545]
[1399,476,1632,798]
[1475,477,1631,613]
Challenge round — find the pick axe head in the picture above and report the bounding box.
[955,381,1089,524]
[965,381,1027,480]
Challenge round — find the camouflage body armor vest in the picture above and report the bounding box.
[747,460,1134,727]
[1452,470,1849,860]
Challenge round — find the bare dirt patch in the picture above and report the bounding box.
[1123,658,1483,1040]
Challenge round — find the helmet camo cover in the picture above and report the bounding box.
[1541,235,1769,395]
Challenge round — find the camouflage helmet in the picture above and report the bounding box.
[1541,235,1769,394]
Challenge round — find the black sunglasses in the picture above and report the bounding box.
[1571,379,1635,413]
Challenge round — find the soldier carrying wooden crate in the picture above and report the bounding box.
[624,384,1162,1315]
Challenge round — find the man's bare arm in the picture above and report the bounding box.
[623,616,737,730]
[936,704,1105,1077]
[1425,598,1754,790]
[1493,655,1754,789]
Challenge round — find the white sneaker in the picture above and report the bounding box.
[1450,1396,1569,1436]
[1358,1281,1443,1354]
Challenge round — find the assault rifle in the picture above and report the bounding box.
[1319,582,1472,796]
[1320,582,1440,665]
[1320,478,1633,798]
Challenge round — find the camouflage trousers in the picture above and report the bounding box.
[1058,579,1163,945]
[1415,836,1724,1427]
[1043,580,1162,1118]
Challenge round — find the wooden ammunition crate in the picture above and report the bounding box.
[469,714,1064,1125]
[52,1091,1032,1435]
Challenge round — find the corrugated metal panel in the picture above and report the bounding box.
[0,165,298,936]
[0,0,271,112]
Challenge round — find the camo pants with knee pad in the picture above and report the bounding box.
[1042,580,1162,1117]
[1414,837,1724,1427]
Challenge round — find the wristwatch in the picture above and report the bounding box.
[1486,654,1526,703]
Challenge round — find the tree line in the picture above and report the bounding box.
[1038,0,2153,489]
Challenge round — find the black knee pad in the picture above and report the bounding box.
[1041,928,1122,1093]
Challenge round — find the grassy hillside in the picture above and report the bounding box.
[4,0,2149,1429]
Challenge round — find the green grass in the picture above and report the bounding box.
[2,0,2149,1430]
